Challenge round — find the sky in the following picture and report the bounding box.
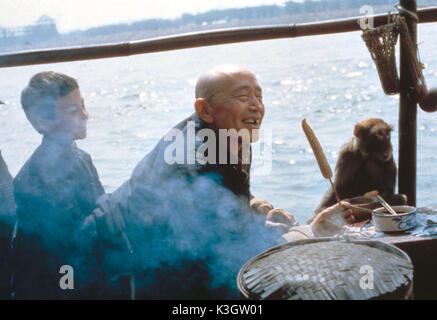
[1,0,292,33]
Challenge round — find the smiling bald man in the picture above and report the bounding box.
[90,65,356,299]
[192,65,298,226]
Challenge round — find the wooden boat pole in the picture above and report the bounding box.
[1,7,437,68]
[398,0,418,206]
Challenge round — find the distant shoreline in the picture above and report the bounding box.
[0,5,398,53]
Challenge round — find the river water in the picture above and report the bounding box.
[1,24,437,223]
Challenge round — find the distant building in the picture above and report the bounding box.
[0,14,58,42]
[30,15,58,38]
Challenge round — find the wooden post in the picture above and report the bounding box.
[398,0,418,206]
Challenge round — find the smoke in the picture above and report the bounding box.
[7,112,283,299]
[11,137,106,299]
[94,166,283,299]
[0,152,16,298]
[93,114,283,299]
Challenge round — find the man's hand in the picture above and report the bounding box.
[310,201,356,237]
[249,198,274,215]
[249,198,296,234]
[265,208,296,234]
[364,190,379,197]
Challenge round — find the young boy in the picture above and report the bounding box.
[12,72,105,299]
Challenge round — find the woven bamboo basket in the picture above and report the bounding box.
[237,237,413,300]
[362,23,400,95]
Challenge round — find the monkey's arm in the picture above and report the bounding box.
[332,151,363,197]
[381,158,397,195]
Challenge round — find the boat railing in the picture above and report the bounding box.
[0,6,436,68]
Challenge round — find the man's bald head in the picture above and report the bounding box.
[195,65,255,101]
[194,65,264,143]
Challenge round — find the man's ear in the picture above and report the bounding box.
[194,98,214,123]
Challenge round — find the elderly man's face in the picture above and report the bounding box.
[208,71,264,142]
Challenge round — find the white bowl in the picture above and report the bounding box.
[372,206,417,232]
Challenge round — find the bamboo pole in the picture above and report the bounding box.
[399,0,418,206]
[1,7,437,68]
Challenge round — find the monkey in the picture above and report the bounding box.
[307,118,407,223]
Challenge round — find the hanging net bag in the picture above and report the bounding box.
[361,20,401,95]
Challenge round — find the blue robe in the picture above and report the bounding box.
[12,137,105,299]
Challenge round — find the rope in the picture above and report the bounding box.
[395,3,419,22]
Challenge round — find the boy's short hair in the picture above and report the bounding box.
[21,71,79,134]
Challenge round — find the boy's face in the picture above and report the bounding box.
[52,88,88,140]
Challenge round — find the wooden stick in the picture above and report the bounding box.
[376,195,398,215]
[348,205,374,213]
[329,178,341,203]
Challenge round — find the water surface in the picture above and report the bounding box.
[1,24,436,223]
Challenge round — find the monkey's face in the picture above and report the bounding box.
[364,124,393,162]
[355,119,393,162]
